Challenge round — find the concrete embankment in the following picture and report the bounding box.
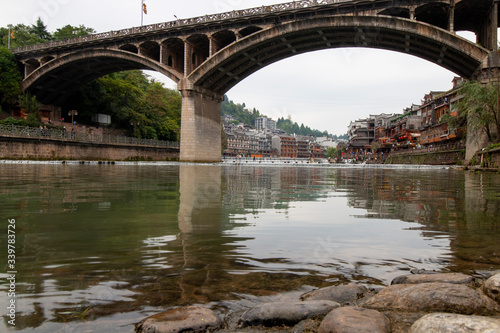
[0,136,179,161]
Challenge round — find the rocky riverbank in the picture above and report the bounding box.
[135,271,500,333]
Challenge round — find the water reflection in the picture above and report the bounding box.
[0,163,499,332]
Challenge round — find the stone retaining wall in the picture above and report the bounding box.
[385,150,465,165]
[476,147,500,168]
[0,137,179,161]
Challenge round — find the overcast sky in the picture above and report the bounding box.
[1,0,481,135]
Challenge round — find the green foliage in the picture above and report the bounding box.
[220,95,344,138]
[30,18,51,41]
[486,142,500,151]
[53,25,95,41]
[0,116,25,126]
[456,80,500,142]
[1,19,95,48]
[371,141,382,154]
[67,70,181,141]
[1,24,44,48]
[25,112,42,127]
[0,47,22,105]
[325,147,338,158]
[221,96,261,125]
[276,116,331,137]
[18,92,41,114]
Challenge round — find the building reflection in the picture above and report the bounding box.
[2,164,500,331]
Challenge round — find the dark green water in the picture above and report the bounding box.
[0,163,499,332]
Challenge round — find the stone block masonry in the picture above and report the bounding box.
[385,150,465,165]
[0,137,179,161]
[179,82,223,163]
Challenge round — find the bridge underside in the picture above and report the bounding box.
[22,50,182,105]
[190,16,488,95]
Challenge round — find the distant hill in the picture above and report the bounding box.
[221,95,346,139]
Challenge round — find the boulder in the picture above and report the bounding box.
[484,273,500,302]
[410,313,500,333]
[239,300,339,327]
[301,284,369,305]
[362,282,500,315]
[135,305,222,333]
[391,273,475,286]
[318,306,390,333]
[292,318,320,333]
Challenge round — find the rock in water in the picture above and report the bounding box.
[301,284,369,305]
[239,300,339,327]
[135,306,222,333]
[484,273,500,303]
[391,273,475,286]
[318,306,390,333]
[410,313,500,333]
[362,282,500,315]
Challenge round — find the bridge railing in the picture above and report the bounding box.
[13,0,351,53]
[0,124,180,149]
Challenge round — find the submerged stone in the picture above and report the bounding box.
[362,282,500,315]
[410,313,500,333]
[239,300,339,327]
[484,273,500,303]
[391,273,475,286]
[135,305,222,333]
[300,284,369,305]
[318,306,390,333]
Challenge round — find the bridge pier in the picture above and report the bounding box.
[178,80,223,163]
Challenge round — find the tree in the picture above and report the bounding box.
[325,147,338,159]
[371,141,382,154]
[30,18,51,41]
[18,92,41,114]
[455,80,500,142]
[0,47,22,106]
[53,24,95,40]
[66,70,182,140]
[1,24,44,48]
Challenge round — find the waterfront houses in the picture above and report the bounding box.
[347,77,466,157]
[223,116,328,158]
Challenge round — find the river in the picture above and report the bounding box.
[0,162,499,332]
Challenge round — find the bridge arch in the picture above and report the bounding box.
[189,15,488,95]
[211,30,237,54]
[119,44,139,54]
[415,2,450,30]
[378,7,411,19]
[22,49,184,105]
[139,41,161,62]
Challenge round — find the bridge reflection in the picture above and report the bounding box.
[1,164,500,331]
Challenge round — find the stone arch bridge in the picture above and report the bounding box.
[12,0,500,162]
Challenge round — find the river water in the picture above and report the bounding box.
[0,162,499,332]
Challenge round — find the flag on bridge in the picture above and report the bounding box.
[10,30,15,39]
[143,2,147,14]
